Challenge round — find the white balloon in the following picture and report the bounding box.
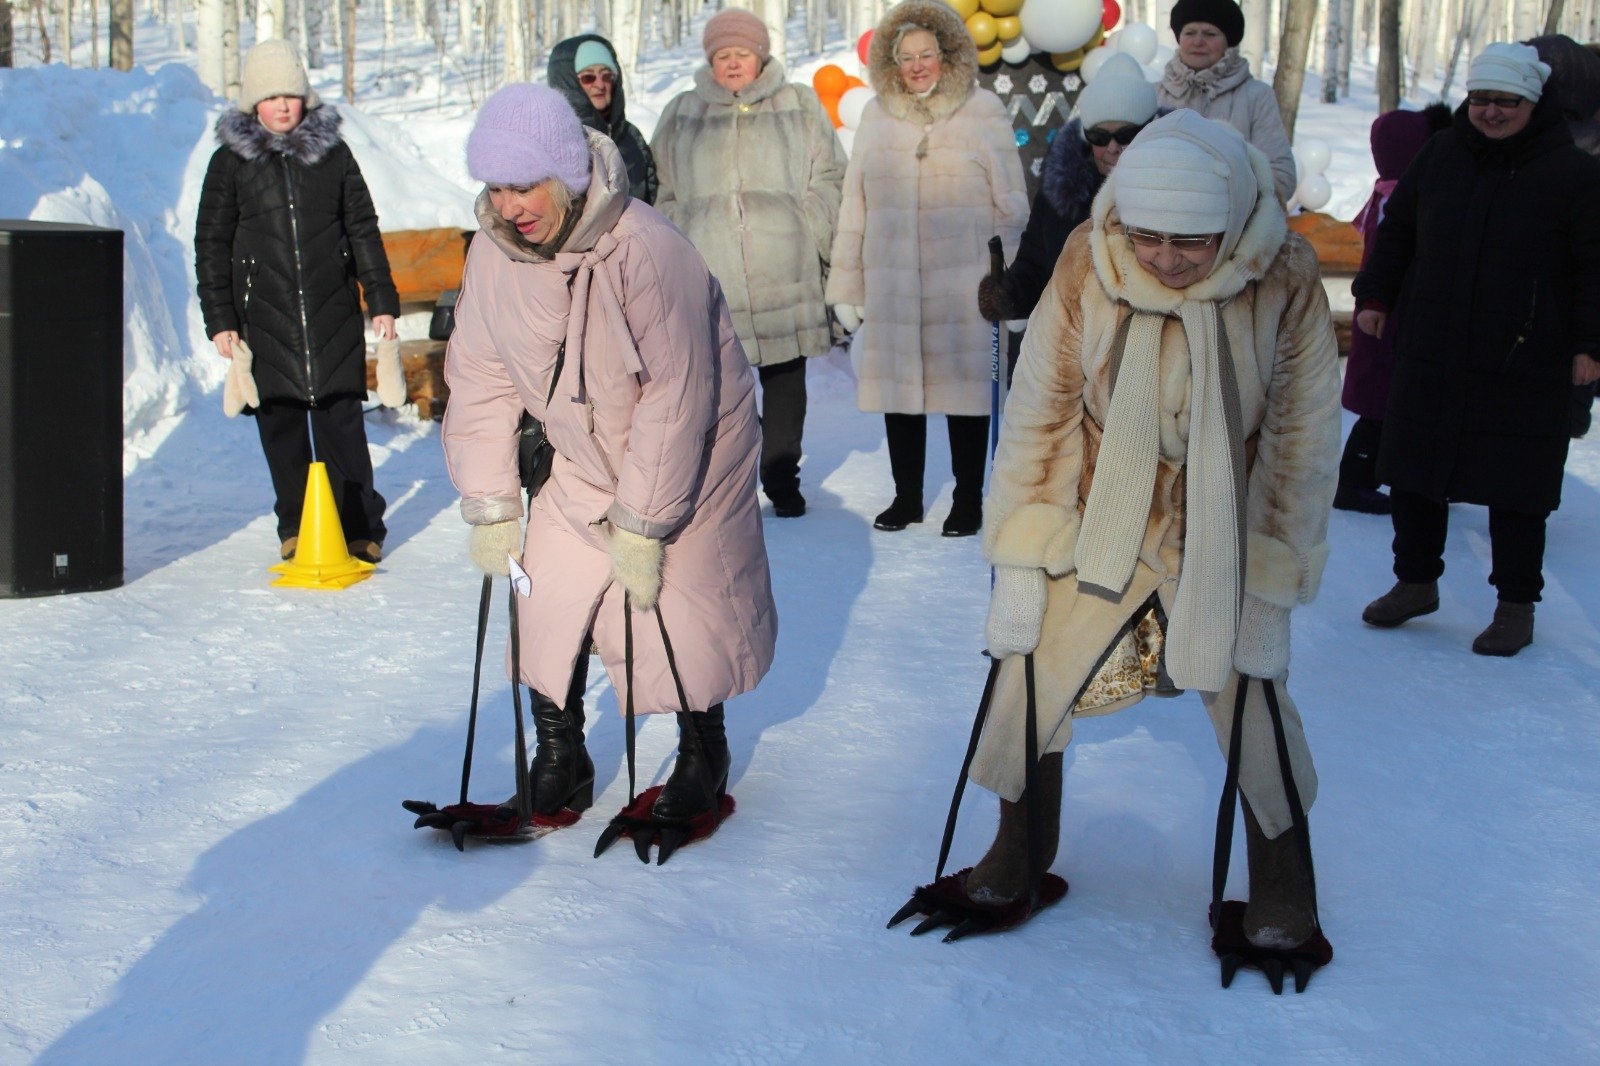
[1001,36,1033,64]
[1296,173,1332,211]
[1018,0,1104,55]
[836,127,856,156]
[1115,22,1158,64]
[838,86,875,130]
[1079,45,1113,82]
[1152,43,1175,66]
[1296,137,1332,175]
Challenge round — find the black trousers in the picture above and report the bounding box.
[883,412,989,504]
[253,396,386,543]
[1390,490,1548,604]
[1339,416,1384,492]
[757,359,807,497]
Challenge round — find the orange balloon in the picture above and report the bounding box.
[822,95,843,128]
[813,64,849,98]
[843,74,867,89]
[966,11,998,48]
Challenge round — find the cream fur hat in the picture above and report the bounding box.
[238,39,320,114]
[1467,42,1551,102]
[1111,110,1257,260]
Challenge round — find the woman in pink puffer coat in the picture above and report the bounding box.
[442,85,776,852]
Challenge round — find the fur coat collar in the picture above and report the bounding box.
[865,0,978,124]
[692,55,790,106]
[475,129,631,265]
[215,104,342,165]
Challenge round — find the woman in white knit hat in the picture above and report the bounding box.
[893,111,1341,991]
[1354,42,1600,657]
[195,38,399,564]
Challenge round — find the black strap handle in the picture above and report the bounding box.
[935,656,1002,880]
[458,575,494,806]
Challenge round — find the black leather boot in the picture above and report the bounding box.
[651,704,730,821]
[876,414,926,531]
[528,686,595,815]
[964,752,1064,904]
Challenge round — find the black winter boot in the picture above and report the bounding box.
[1471,600,1534,657]
[1333,418,1390,514]
[1361,580,1439,627]
[877,414,926,531]
[964,752,1063,904]
[651,704,731,821]
[527,686,595,816]
[942,414,988,537]
[1242,798,1316,950]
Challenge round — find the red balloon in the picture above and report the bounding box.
[857,29,873,66]
[1102,0,1121,31]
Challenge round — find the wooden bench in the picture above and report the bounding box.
[1288,210,1362,357]
[366,227,472,419]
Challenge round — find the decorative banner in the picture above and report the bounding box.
[978,51,1083,199]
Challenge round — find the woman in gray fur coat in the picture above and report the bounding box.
[652,8,848,518]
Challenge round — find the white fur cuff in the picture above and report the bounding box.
[1245,533,1330,609]
[988,502,1078,576]
[609,527,663,610]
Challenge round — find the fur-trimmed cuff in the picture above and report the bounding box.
[460,495,524,525]
[1244,533,1330,608]
[987,502,1080,577]
[605,500,678,540]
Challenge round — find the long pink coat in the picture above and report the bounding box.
[443,131,777,714]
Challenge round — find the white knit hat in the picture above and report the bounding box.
[1467,42,1551,102]
[1111,110,1258,258]
[1076,53,1158,132]
[238,39,320,114]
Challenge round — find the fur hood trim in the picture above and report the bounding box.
[476,128,631,264]
[1087,140,1286,311]
[1042,118,1105,222]
[216,104,342,165]
[693,56,790,106]
[867,0,977,124]
[1159,49,1251,101]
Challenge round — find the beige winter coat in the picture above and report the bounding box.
[442,132,776,714]
[1158,52,1298,204]
[826,0,1029,415]
[653,60,847,366]
[970,145,1341,837]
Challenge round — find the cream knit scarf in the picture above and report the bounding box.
[1074,301,1245,692]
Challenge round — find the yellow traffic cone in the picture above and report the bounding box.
[269,461,376,589]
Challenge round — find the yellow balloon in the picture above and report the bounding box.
[1086,25,1106,50]
[966,11,999,48]
[995,15,1022,41]
[977,40,1005,66]
[978,0,1024,16]
[945,0,979,20]
[1051,48,1086,72]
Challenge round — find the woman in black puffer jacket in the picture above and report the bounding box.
[195,39,399,562]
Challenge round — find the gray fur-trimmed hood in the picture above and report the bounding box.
[866,0,978,124]
[1041,118,1105,222]
[215,104,342,165]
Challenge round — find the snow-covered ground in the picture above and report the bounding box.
[4,12,1600,1065]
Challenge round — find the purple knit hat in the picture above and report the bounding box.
[466,83,592,192]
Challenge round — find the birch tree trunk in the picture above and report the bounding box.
[56,0,71,65]
[1242,0,1271,70]
[341,0,355,99]
[90,0,98,67]
[757,0,787,71]
[255,0,278,40]
[223,0,240,98]
[1544,0,1566,33]
[1273,0,1316,141]
[1337,0,1355,94]
[607,0,639,80]
[1321,0,1343,101]
[1378,0,1402,111]
[457,0,473,54]
[197,0,225,90]
[1441,0,1487,96]
[304,0,323,67]
[1,1,12,66]
[110,0,131,67]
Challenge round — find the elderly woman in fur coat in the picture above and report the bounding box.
[651,8,847,518]
[442,85,776,856]
[195,39,398,564]
[827,0,1029,537]
[902,112,1340,977]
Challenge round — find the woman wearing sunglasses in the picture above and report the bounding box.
[651,8,847,519]
[1156,0,1295,204]
[921,112,1339,966]
[828,0,1028,536]
[547,35,656,204]
[1354,43,1600,657]
[977,52,1158,330]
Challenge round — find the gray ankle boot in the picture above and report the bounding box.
[1242,798,1316,950]
[964,753,1063,905]
[1472,601,1534,657]
[1361,580,1440,628]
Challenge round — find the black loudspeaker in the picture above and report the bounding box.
[0,221,124,597]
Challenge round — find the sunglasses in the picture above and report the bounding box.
[577,69,616,87]
[1084,123,1147,147]
[1124,228,1220,252]
[1465,93,1526,109]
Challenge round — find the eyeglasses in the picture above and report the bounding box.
[1084,123,1147,147]
[1465,93,1526,109]
[897,50,940,67]
[577,69,616,87]
[1124,228,1220,252]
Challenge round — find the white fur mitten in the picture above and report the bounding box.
[833,303,865,333]
[609,527,664,610]
[985,565,1048,659]
[468,520,523,576]
[222,339,260,417]
[375,338,406,408]
[1233,594,1291,678]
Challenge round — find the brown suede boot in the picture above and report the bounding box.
[1472,601,1534,656]
[1242,798,1316,949]
[964,753,1063,905]
[1361,580,1439,627]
